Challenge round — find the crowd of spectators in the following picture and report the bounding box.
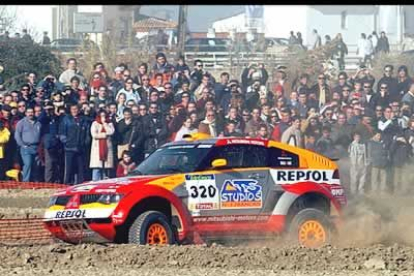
[0,50,413,196]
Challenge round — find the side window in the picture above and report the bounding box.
[268,147,299,168]
[199,145,268,170]
[242,145,268,167]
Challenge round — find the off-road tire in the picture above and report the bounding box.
[128,211,176,245]
[288,208,333,248]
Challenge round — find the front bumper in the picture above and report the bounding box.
[44,219,116,243]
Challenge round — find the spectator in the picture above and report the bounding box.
[245,107,264,137]
[59,58,86,89]
[0,120,10,180]
[377,65,398,101]
[14,107,41,182]
[367,131,389,194]
[348,131,368,195]
[311,74,331,108]
[198,110,218,137]
[333,33,348,71]
[38,102,61,183]
[175,116,197,141]
[142,102,168,157]
[315,126,336,159]
[90,110,115,181]
[309,29,322,49]
[356,33,368,66]
[281,116,303,148]
[397,65,412,101]
[59,104,91,185]
[390,133,411,193]
[257,124,270,140]
[42,31,51,45]
[402,83,414,110]
[116,77,141,104]
[377,31,390,54]
[288,31,298,45]
[21,29,32,43]
[116,150,136,177]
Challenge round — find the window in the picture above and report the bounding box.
[198,145,268,170]
[341,11,348,30]
[268,147,299,168]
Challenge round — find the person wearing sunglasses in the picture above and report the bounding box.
[377,64,398,102]
[115,77,141,105]
[198,110,218,137]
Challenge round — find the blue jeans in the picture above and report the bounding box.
[20,146,38,182]
[92,168,107,181]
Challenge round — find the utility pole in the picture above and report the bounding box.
[177,5,188,58]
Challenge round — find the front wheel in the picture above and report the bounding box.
[128,211,176,245]
[288,208,333,248]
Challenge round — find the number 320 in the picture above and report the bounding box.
[189,185,216,198]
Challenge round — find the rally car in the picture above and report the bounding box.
[44,135,346,248]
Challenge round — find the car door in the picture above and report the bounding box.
[189,144,270,222]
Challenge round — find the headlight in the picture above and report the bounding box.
[97,194,124,205]
[47,196,58,207]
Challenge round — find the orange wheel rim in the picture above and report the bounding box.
[298,220,327,248]
[147,223,168,245]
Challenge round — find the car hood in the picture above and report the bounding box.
[55,175,166,196]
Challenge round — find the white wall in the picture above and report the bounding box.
[305,6,375,47]
[262,5,308,39]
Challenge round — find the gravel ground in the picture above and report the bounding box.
[1,243,414,275]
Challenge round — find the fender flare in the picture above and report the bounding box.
[112,185,192,238]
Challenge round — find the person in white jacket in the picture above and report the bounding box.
[90,110,115,181]
[175,117,198,141]
[356,33,367,66]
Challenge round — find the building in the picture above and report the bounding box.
[212,5,412,48]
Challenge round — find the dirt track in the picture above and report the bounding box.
[2,243,414,276]
[2,189,414,275]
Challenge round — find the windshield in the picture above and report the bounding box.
[130,144,213,176]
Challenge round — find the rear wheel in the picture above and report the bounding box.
[289,208,332,248]
[128,211,176,245]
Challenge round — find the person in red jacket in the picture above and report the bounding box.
[116,150,137,177]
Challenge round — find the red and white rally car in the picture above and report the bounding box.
[44,135,346,248]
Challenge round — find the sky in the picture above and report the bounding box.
[11,5,102,42]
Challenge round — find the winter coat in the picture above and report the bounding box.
[0,127,10,159]
[142,113,168,154]
[367,139,389,168]
[377,37,390,53]
[390,137,411,167]
[90,121,115,169]
[377,76,398,101]
[38,111,61,150]
[59,115,91,152]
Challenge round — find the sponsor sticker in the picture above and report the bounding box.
[193,215,269,223]
[220,179,262,209]
[270,169,340,185]
[55,209,86,219]
[185,174,219,211]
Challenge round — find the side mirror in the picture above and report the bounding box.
[211,158,227,169]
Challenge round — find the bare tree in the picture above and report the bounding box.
[0,6,17,33]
